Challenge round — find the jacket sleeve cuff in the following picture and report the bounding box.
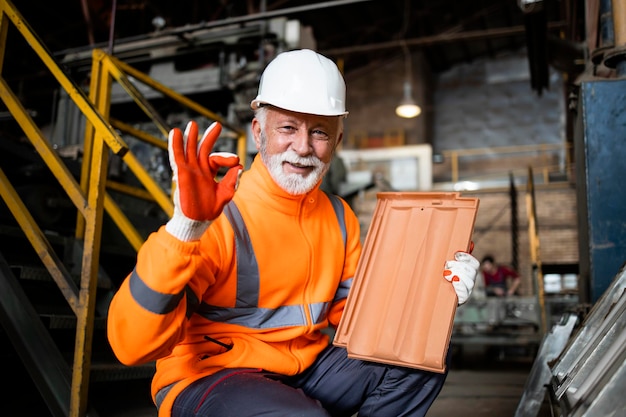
[164,212,210,242]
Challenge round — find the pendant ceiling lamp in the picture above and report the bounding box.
[396,80,421,118]
[395,0,421,119]
[395,42,421,118]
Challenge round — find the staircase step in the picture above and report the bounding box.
[90,361,156,382]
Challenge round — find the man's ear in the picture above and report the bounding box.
[251,118,262,150]
[334,132,343,150]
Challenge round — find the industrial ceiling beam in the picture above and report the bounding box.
[322,21,567,56]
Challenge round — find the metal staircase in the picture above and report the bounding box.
[0,1,245,415]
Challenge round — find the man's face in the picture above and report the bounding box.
[253,107,343,195]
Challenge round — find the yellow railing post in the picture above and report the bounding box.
[450,151,459,183]
[69,47,116,417]
[526,167,547,337]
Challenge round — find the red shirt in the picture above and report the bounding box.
[483,265,519,287]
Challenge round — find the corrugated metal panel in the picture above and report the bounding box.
[335,192,479,373]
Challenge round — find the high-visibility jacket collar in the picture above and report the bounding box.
[240,154,324,216]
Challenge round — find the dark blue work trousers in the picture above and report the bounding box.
[168,345,449,417]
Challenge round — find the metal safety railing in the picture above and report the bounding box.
[440,142,572,185]
[0,1,245,416]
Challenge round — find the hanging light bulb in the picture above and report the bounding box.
[396,37,421,119]
[395,81,421,118]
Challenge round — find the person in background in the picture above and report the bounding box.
[107,49,480,417]
[481,254,521,297]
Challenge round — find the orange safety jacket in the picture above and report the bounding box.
[107,155,362,417]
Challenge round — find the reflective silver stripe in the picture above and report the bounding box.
[325,193,346,247]
[205,197,347,329]
[131,195,348,322]
[129,268,184,314]
[223,202,260,307]
[310,301,330,324]
[334,277,352,303]
[197,303,309,329]
[325,192,351,304]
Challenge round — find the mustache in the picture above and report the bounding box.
[280,150,323,167]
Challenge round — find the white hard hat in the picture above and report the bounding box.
[250,49,348,117]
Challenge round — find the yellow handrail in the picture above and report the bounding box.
[0,1,122,415]
[0,1,247,416]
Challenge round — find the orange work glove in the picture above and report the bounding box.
[165,120,242,241]
[443,251,480,305]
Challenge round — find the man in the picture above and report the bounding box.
[107,49,479,417]
[481,254,521,297]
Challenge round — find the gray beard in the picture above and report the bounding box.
[259,132,331,195]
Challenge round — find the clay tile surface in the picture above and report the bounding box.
[334,192,479,373]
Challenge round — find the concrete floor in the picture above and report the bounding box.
[430,369,530,417]
[434,344,551,417]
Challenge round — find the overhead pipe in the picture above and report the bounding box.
[107,0,117,55]
[605,0,626,74]
[79,0,95,45]
[56,0,373,58]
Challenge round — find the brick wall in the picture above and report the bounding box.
[433,50,564,152]
[342,47,578,297]
[351,185,579,297]
[464,185,579,295]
